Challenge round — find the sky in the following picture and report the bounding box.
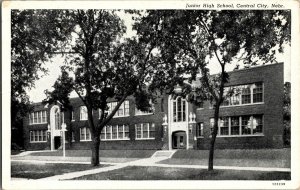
[27,12,291,103]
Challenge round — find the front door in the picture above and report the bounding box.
[172,131,186,149]
[54,136,61,149]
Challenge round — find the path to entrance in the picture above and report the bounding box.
[11,150,291,180]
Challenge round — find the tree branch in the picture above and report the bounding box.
[74,88,85,104]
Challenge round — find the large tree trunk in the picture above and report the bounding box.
[208,104,220,171]
[91,136,100,166]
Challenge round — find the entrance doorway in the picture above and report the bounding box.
[54,136,61,149]
[172,131,186,149]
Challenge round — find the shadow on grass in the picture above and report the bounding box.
[72,166,291,180]
[11,162,109,179]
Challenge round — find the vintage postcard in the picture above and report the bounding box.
[2,0,300,189]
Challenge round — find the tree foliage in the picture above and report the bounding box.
[137,10,290,170]
[11,10,72,147]
[283,82,291,146]
[44,10,163,166]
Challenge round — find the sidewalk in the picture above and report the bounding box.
[11,153,291,180]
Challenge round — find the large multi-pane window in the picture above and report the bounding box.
[100,125,129,140]
[221,82,263,107]
[29,111,47,125]
[30,130,47,142]
[135,123,155,139]
[106,100,130,117]
[80,106,88,120]
[209,115,263,136]
[55,111,61,130]
[80,127,91,141]
[173,97,186,122]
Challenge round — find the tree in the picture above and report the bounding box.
[137,10,290,170]
[44,10,163,166]
[283,82,291,146]
[43,70,74,144]
[11,10,71,148]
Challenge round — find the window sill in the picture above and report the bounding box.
[209,134,264,138]
[135,113,154,116]
[210,102,264,109]
[29,123,48,125]
[136,138,155,140]
[196,108,204,110]
[101,139,130,141]
[113,115,130,118]
[196,136,204,138]
[30,141,47,143]
[80,139,92,142]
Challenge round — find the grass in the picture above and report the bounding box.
[172,148,291,160]
[159,158,290,168]
[72,166,291,180]
[29,149,156,158]
[11,162,109,179]
[158,149,291,168]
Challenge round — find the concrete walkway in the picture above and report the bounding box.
[11,150,291,180]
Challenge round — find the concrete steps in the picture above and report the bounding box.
[151,150,177,159]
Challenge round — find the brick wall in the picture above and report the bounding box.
[196,63,284,149]
[23,94,169,150]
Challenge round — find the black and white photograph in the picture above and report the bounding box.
[2,1,300,189]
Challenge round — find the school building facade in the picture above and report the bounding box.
[22,63,284,151]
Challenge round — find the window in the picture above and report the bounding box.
[241,85,251,104]
[55,111,61,130]
[173,97,186,122]
[106,100,130,117]
[230,87,241,105]
[241,116,251,135]
[80,106,88,120]
[220,82,264,107]
[80,127,91,141]
[100,125,130,140]
[34,112,38,123]
[222,88,230,106]
[30,130,47,142]
[42,111,47,123]
[210,115,263,137]
[230,116,240,135]
[219,117,229,136]
[253,83,263,103]
[135,123,155,139]
[253,115,263,134]
[29,111,47,125]
[196,123,204,137]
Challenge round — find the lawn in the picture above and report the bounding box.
[72,166,291,180]
[159,158,290,168]
[29,149,156,158]
[11,162,109,179]
[171,148,291,160]
[158,148,291,168]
